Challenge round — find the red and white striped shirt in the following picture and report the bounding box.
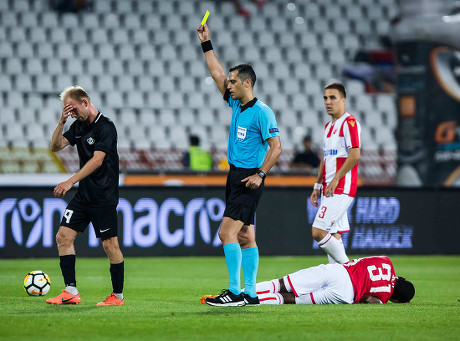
[343,256,396,304]
[322,112,361,197]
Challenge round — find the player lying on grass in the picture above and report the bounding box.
[254,256,415,305]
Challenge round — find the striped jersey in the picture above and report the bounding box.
[343,256,396,304]
[322,112,361,197]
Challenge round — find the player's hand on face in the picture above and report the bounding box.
[53,180,72,198]
[241,174,262,190]
[310,189,320,207]
[60,104,73,125]
[197,23,210,42]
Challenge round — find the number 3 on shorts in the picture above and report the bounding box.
[318,206,327,219]
[63,209,74,223]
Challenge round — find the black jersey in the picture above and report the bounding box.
[63,112,119,206]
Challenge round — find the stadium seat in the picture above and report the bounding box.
[106,92,124,109]
[94,0,111,13]
[40,13,58,29]
[82,13,99,29]
[132,29,149,44]
[126,60,145,76]
[167,92,185,109]
[0,76,13,91]
[24,58,44,75]
[122,14,140,28]
[137,0,153,13]
[139,108,156,125]
[126,92,144,108]
[4,59,22,75]
[106,59,124,76]
[55,75,74,91]
[157,108,176,126]
[60,13,78,29]
[138,45,156,60]
[34,75,54,93]
[187,93,205,109]
[167,61,186,77]
[16,42,34,59]
[111,29,129,44]
[137,76,155,92]
[91,28,109,44]
[36,43,54,58]
[56,43,74,58]
[0,42,14,58]
[70,29,86,44]
[14,75,33,92]
[243,47,261,64]
[66,59,84,75]
[145,93,165,109]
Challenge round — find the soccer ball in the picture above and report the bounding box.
[23,271,51,296]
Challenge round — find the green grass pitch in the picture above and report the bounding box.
[1,255,459,341]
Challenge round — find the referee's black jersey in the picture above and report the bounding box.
[63,112,119,206]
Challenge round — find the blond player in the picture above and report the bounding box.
[310,83,361,264]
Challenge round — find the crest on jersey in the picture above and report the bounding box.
[348,120,356,127]
[237,126,247,141]
[87,137,95,145]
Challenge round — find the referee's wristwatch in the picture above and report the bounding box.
[257,170,266,179]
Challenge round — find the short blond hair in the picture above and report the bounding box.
[59,85,90,103]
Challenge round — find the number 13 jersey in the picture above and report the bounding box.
[343,256,396,303]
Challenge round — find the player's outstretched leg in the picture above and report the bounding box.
[257,293,285,304]
[255,279,281,295]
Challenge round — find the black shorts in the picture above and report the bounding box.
[223,165,265,225]
[60,198,118,239]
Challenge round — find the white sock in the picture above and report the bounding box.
[328,239,345,264]
[113,292,123,300]
[65,285,79,295]
[256,279,280,295]
[258,293,284,305]
[327,254,337,264]
[318,234,349,264]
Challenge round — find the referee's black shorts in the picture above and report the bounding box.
[60,198,118,239]
[223,165,265,225]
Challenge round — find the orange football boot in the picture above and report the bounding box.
[200,295,216,304]
[96,294,125,306]
[46,289,80,305]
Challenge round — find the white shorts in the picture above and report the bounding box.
[283,263,354,304]
[312,194,354,233]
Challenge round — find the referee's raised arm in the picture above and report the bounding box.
[197,23,228,96]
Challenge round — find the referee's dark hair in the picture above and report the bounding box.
[229,64,257,87]
[324,82,346,98]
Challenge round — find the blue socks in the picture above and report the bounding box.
[242,247,259,298]
[223,243,242,295]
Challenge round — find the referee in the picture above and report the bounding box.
[197,24,282,306]
[46,86,124,306]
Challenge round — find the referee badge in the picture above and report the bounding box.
[237,126,247,141]
[87,137,95,145]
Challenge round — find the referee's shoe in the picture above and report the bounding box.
[243,293,260,306]
[205,289,245,307]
